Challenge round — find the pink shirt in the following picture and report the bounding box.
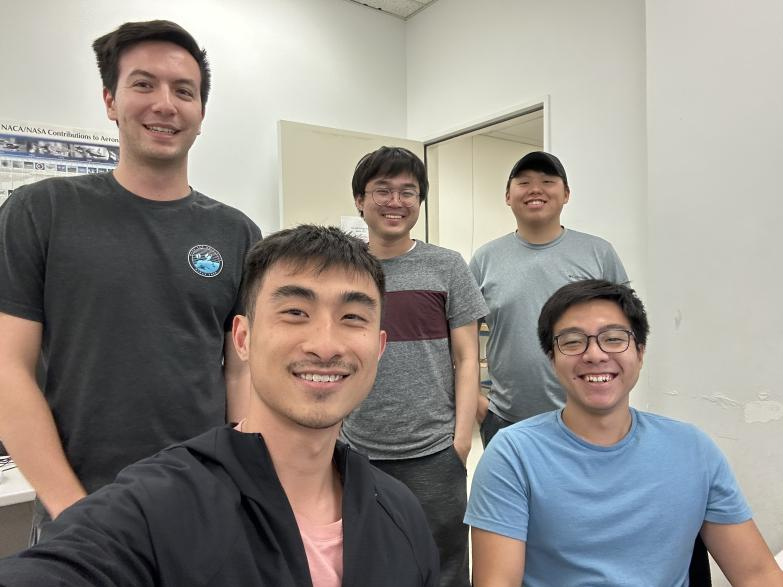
[295,514,344,587]
[234,421,344,586]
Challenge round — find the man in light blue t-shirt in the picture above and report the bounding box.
[465,279,783,587]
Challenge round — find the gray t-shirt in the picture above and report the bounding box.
[469,229,627,422]
[341,241,487,460]
[0,172,262,492]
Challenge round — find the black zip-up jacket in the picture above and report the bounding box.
[0,426,440,586]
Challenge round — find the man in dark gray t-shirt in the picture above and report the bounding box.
[0,20,260,541]
[341,146,487,587]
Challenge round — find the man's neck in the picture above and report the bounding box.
[112,159,191,201]
[245,411,342,524]
[368,233,414,260]
[516,222,563,245]
[561,404,633,447]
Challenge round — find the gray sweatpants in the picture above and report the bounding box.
[372,446,470,587]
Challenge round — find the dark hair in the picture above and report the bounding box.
[352,146,429,207]
[92,20,211,111]
[537,279,649,357]
[240,225,385,320]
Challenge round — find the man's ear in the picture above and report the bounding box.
[378,329,387,359]
[103,87,118,123]
[563,186,571,204]
[232,315,251,361]
[354,194,365,217]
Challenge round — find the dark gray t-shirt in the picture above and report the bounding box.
[0,172,261,492]
[341,241,487,460]
[470,229,627,422]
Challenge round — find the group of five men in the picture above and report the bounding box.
[0,19,780,586]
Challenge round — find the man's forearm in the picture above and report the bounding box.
[0,374,86,518]
[453,360,479,460]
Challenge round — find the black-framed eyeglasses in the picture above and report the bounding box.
[365,188,420,208]
[554,329,635,356]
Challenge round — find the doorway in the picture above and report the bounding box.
[424,103,546,261]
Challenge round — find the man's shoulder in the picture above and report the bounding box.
[562,227,614,249]
[191,191,260,232]
[410,240,465,264]
[495,411,561,446]
[635,410,706,442]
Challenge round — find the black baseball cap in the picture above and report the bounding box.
[508,151,568,189]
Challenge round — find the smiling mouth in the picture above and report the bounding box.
[581,374,615,383]
[524,199,546,206]
[144,125,178,135]
[383,213,404,219]
[297,373,345,383]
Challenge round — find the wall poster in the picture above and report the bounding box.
[0,119,119,207]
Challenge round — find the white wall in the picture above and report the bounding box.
[646,0,783,563]
[405,0,647,299]
[0,0,408,235]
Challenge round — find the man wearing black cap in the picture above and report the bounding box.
[469,151,627,446]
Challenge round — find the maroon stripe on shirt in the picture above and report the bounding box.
[382,290,448,342]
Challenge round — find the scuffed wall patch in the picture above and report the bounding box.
[744,392,783,424]
[700,393,741,408]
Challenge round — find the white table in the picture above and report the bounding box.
[0,466,35,507]
[0,465,35,556]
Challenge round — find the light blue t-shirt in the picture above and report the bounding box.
[465,409,752,586]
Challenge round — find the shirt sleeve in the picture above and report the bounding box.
[0,187,47,322]
[464,430,530,542]
[600,242,629,284]
[446,253,488,329]
[701,434,753,525]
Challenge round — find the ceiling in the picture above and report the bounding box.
[345,0,439,20]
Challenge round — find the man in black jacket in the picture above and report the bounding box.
[0,225,439,587]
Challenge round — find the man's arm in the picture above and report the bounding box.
[0,466,158,586]
[475,321,490,424]
[0,313,86,518]
[471,527,525,586]
[224,332,251,424]
[451,321,480,464]
[701,520,783,586]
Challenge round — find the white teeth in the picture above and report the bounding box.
[584,374,613,383]
[527,199,545,205]
[147,126,176,134]
[384,214,403,219]
[298,373,343,382]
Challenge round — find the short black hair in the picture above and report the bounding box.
[92,20,211,111]
[240,225,385,321]
[352,146,429,206]
[537,279,649,357]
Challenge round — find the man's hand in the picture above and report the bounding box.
[0,313,87,519]
[476,393,489,424]
[454,438,471,466]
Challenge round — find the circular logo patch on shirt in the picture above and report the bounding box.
[188,244,224,278]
